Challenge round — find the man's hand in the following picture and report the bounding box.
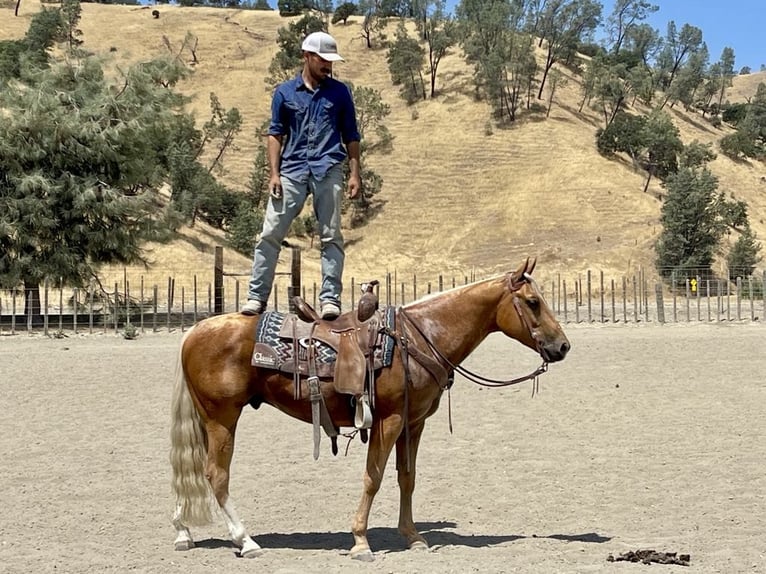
[347,174,361,199]
[269,174,282,199]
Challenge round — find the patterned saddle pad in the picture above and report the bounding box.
[252,306,397,373]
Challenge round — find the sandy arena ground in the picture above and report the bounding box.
[1,321,764,574]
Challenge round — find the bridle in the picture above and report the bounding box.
[397,271,549,393]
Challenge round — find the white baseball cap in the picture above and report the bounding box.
[301,32,344,62]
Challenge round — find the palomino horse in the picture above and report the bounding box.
[170,258,570,560]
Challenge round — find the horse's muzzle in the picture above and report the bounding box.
[541,340,570,363]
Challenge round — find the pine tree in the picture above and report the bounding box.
[654,166,726,279]
[726,224,762,279]
[0,51,192,317]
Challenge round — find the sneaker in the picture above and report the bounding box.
[241,299,266,316]
[320,302,341,320]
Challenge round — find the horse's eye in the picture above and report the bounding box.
[527,297,540,310]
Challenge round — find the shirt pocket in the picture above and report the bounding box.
[284,100,308,130]
[317,100,337,133]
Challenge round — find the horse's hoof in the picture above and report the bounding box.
[409,540,429,551]
[174,539,194,551]
[350,546,375,562]
[239,547,265,559]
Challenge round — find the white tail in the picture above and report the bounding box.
[170,327,214,526]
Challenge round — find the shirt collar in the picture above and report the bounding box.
[293,73,328,92]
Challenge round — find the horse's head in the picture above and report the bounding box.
[496,258,570,363]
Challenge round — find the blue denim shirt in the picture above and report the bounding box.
[268,75,361,182]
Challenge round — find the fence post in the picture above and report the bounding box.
[140,276,145,333]
[562,279,568,323]
[706,279,711,322]
[214,245,224,315]
[73,288,78,335]
[685,279,691,322]
[586,270,592,323]
[655,283,665,324]
[632,275,638,322]
[622,276,627,323]
[12,289,17,334]
[193,275,198,325]
[726,280,731,321]
[600,270,605,323]
[574,280,580,323]
[114,282,119,334]
[289,246,301,314]
[749,276,754,321]
[166,277,172,331]
[153,285,159,332]
[58,281,63,332]
[696,275,701,322]
[672,273,677,322]
[610,278,615,323]
[43,279,50,336]
[88,282,94,335]
[716,279,722,321]
[736,277,742,321]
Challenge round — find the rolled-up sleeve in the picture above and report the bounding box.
[268,88,285,136]
[340,85,361,144]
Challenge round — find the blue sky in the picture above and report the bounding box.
[602,0,765,72]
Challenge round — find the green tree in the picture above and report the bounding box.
[61,0,83,51]
[604,0,658,57]
[595,110,647,160]
[714,46,736,110]
[665,44,708,110]
[537,0,602,99]
[421,0,456,97]
[227,124,271,255]
[655,166,726,278]
[719,83,766,160]
[0,56,192,317]
[386,22,426,104]
[278,0,309,16]
[332,1,357,25]
[726,224,762,279]
[345,84,392,226]
[656,21,704,107]
[641,109,683,192]
[359,0,387,49]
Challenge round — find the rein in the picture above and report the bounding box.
[397,277,549,393]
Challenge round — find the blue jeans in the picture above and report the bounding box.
[248,164,345,306]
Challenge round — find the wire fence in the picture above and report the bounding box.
[1,259,764,337]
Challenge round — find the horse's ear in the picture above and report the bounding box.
[526,257,537,276]
[510,259,527,289]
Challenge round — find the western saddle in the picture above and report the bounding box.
[251,285,382,459]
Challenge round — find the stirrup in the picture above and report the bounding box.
[354,393,373,430]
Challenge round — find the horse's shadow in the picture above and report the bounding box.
[194,521,611,553]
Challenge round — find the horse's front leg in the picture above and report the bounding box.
[350,414,403,561]
[205,419,265,558]
[395,419,429,550]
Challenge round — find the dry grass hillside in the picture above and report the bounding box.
[4,2,766,287]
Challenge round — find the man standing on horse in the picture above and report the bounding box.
[242,31,362,321]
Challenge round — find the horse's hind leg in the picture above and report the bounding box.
[350,414,404,561]
[205,418,265,558]
[172,505,194,550]
[395,420,429,550]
